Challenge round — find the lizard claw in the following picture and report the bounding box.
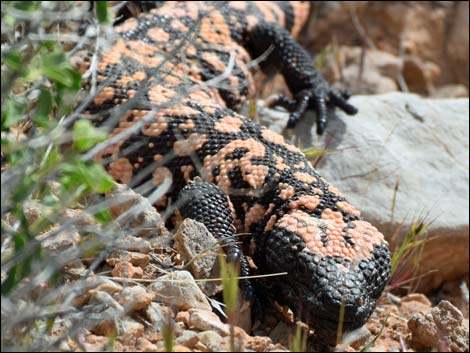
[269,86,358,134]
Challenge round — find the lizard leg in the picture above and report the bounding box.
[246,22,357,134]
[178,180,254,302]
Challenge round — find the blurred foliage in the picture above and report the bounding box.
[1,1,114,295]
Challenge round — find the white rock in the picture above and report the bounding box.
[149,270,212,311]
[188,309,230,336]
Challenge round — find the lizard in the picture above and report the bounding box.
[77,1,392,340]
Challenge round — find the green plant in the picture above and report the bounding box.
[1,2,123,350]
[289,321,308,352]
[387,215,432,292]
[219,253,240,352]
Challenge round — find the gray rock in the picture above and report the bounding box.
[118,285,154,312]
[197,330,227,351]
[257,93,469,292]
[173,219,222,296]
[188,308,230,336]
[322,46,403,95]
[149,270,212,312]
[408,300,469,352]
[107,183,169,238]
[175,330,200,348]
[146,302,173,332]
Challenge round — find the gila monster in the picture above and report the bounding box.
[78,1,392,338]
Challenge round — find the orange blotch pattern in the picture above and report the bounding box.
[147,27,170,42]
[148,85,177,105]
[108,158,133,184]
[214,116,243,133]
[244,203,266,229]
[276,207,384,261]
[337,201,361,218]
[279,184,296,200]
[152,167,172,186]
[253,1,285,27]
[93,86,115,105]
[203,138,269,191]
[141,113,168,137]
[294,172,317,184]
[289,195,321,211]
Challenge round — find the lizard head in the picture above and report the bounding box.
[260,216,391,341]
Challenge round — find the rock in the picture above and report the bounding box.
[304,1,469,90]
[197,330,226,351]
[408,300,469,352]
[107,184,168,238]
[435,280,469,319]
[337,326,372,350]
[118,286,155,312]
[446,2,469,88]
[146,302,173,332]
[400,293,433,319]
[175,311,190,327]
[258,93,469,293]
[402,55,440,94]
[107,250,150,268]
[87,291,124,336]
[90,281,123,296]
[175,330,200,348]
[173,219,222,296]
[193,341,209,352]
[118,319,145,338]
[432,84,469,99]
[81,334,109,352]
[431,84,468,98]
[58,275,123,307]
[364,303,408,352]
[110,260,143,279]
[114,235,152,253]
[149,270,212,311]
[188,309,230,336]
[62,208,99,228]
[322,46,403,95]
[37,225,80,255]
[244,335,276,352]
[106,250,150,269]
[401,293,433,306]
[149,232,174,249]
[135,337,158,352]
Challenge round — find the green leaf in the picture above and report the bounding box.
[34,88,53,123]
[11,174,37,205]
[43,66,75,87]
[1,231,39,295]
[12,1,40,11]
[60,160,114,194]
[1,96,26,130]
[41,50,81,89]
[94,208,113,223]
[3,51,22,70]
[72,120,108,152]
[96,1,111,24]
[1,265,19,295]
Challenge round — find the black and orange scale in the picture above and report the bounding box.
[77,1,391,337]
